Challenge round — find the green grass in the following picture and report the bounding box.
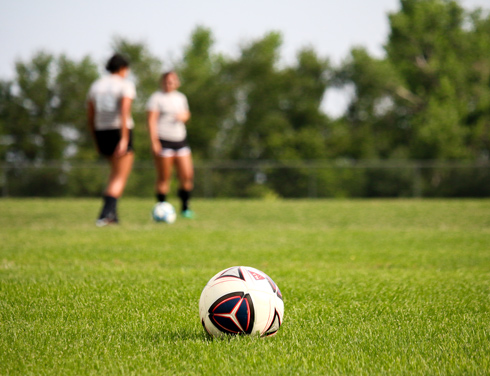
[1,198,489,375]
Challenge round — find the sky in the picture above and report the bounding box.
[0,0,488,116]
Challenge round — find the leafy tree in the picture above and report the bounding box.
[279,48,332,159]
[386,0,471,159]
[465,8,490,159]
[54,55,99,160]
[178,26,235,159]
[0,80,19,161]
[0,52,98,163]
[335,47,412,159]
[218,32,332,161]
[218,32,286,160]
[335,0,490,161]
[14,52,60,161]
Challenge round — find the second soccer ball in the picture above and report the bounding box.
[152,202,177,224]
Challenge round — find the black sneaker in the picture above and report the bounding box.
[95,213,119,227]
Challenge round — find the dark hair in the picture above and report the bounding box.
[161,70,177,81]
[105,54,130,73]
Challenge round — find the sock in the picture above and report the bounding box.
[99,195,117,219]
[156,193,167,203]
[178,189,191,212]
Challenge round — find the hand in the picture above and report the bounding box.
[152,141,162,157]
[114,138,129,157]
[174,111,190,123]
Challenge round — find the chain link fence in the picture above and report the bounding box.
[1,160,489,198]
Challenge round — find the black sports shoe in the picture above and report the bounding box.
[95,213,119,227]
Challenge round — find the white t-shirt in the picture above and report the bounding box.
[87,75,136,130]
[146,91,189,142]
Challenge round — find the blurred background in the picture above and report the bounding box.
[0,0,489,198]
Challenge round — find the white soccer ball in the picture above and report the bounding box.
[152,202,177,224]
[199,266,284,337]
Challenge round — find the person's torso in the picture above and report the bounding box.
[150,91,188,142]
[89,75,135,130]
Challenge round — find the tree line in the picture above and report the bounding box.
[0,0,489,197]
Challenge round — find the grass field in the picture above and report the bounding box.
[1,198,489,375]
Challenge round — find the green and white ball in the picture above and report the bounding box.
[152,202,177,224]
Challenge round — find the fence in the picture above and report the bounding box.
[1,160,489,198]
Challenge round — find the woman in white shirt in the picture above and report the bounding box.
[87,54,136,226]
[146,71,194,218]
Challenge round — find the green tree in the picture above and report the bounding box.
[386,0,489,159]
[54,55,99,160]
[178,26,235,159]
[218,32,332,161]
[335,0,490,161]
[335,47,411,159]
[0,80,19,161]
[386,0,461,158]
[465,8,490,159]
[12,52,61,161]
[279,48,331,159]
[0,52,98,162]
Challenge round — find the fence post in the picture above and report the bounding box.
[1,166,7,197]
[413,164,422,198]
[203,165,213,198]
[308,169,317,198]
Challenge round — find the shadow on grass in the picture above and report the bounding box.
[147,327,256,343]
[147,328,213,343]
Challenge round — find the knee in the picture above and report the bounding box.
[182,179,193,191]
[182,172,193,183]
[157,173,171,183]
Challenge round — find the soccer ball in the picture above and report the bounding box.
[199,266,284,337]
[152,202,176,224]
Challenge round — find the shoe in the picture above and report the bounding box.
[95,214,119,227]
[181,209,194,219]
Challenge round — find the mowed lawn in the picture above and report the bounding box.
[1,198,489,375]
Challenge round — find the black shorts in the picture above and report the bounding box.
[95,129,134,157]
[158,139,191,157]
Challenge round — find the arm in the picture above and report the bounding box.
[147,110,162,157]
[114,96,133,157]
[175,94,191,123]
[175,110,191,123]
[87,100,99,153]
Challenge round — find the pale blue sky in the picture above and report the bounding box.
[0,0,488,116]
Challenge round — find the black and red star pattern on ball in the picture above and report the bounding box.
[264,309,282,336]
[208,292,254,335]
[217,266,246,281]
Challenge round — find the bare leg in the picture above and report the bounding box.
[97,152,134,225]
[154,155,175,196]
[105,152,134,198]
[175,153,194,214]
[175,153,194,191]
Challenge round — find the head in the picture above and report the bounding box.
[105,54,130,77]
[160,71,180,92]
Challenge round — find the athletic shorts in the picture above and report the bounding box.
[95,129,134,157]
[158,139,191,158]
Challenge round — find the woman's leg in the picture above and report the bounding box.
[175,153,194,213]
[154,154,175,202]
[106,151,134,198]
[97,152,134,225]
